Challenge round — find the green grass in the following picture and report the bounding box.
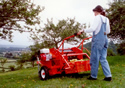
[0,56,125,88]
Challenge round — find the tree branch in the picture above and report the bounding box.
[2,27,31,32]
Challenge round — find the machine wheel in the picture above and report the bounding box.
[39,67,49,80]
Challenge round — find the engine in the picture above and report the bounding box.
[39,49,52,61]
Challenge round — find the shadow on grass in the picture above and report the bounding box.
[49,72,90,79]
[33,72,90,81]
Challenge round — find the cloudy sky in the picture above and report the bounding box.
[0,0,113,46]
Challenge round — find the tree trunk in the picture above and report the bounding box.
[55,43,58,49]
[31,61,34,67]
[2,67,5,72]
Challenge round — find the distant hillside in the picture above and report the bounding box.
[0,45,30,54]
[84,41,117,54]
[0,44,28,48]
[108,41,117,54]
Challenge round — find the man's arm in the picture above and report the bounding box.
[106,18,110,34]
[78,15,101,35]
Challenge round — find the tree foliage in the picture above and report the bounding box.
[16,56,26,69]
[27,52,36,67]
[31,18,87,49]
[0,0,43,41]
[17,52,36,68]
[106,0,125,40]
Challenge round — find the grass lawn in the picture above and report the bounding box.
[0,56,125,88]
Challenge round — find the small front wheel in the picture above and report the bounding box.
[39,67,49,80]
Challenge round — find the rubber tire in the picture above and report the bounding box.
[39,67,49,80]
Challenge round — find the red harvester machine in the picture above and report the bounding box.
[37,35,92,80]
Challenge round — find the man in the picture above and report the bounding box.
[78,5,112,81]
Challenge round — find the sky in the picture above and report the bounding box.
[0,0,113,46]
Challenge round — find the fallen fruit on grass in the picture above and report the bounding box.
[82,84,85,88]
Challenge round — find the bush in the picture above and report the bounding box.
[107,48,116,56]
[117,41,125,55]
[9,65,15,71]
[16,66,24,70]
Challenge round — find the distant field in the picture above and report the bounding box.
[0,56,125,88]
[0,59,34,72]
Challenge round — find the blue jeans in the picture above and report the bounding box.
[90,41,112,78]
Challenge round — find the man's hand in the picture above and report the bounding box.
[74,30,84,36]
[77,30,84,35]
[74,33,78,36]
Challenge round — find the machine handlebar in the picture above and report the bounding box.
[58,33,92,49]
